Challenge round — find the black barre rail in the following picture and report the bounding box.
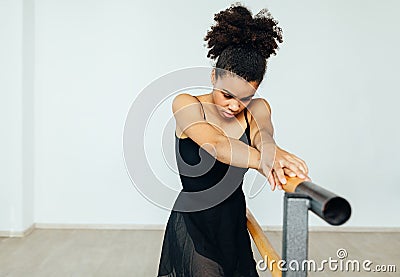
[283,177,351,225]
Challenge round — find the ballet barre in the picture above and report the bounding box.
[247,177,351,277]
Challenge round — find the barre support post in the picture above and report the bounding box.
[282,193,310,277]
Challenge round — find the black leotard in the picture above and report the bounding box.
[157,97,259,277]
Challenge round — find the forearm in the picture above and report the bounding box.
[253,128,276,152]
[205,135,261,170]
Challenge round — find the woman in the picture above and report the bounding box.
[158,3,309,276]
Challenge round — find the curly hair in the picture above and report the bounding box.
[204,3,283,83]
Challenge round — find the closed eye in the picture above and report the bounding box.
[221,89,254,101]
[241,97,252,101]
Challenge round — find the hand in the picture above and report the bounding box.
[268,146,310,191]
[257,143,294,190]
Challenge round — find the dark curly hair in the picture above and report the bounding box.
[204,3,283,84]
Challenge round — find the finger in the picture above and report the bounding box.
[287,155,309,175]
[293,157,309,175]
[279,159,306,179]
[273,170,281,188]
[274,164,287,185]
[283,168,296,178]
[267,172,276,191]
[273,170,283,190]
[301,159,309,174]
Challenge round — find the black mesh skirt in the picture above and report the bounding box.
[157,190,259,277]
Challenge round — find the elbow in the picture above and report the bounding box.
[214,134,231,160]
[202,134,227,159]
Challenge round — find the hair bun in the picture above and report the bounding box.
[204,3,283,61]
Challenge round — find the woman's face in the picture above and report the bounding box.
[211,71,259,119]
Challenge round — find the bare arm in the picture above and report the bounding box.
[173,93,261,170]
[247,98,277,181]
[247,98,275,151]
[248,98,310,189]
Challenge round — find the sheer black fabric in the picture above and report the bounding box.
[158,103,259,277]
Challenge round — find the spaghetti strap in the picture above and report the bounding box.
[244,108,251,146]
[193,96,206,120]
[244,108,249,126]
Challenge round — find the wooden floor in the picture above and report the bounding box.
[0,229,399,276]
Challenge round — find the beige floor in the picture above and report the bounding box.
[0,229,399,277]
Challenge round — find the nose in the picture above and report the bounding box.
[228,100,240,112]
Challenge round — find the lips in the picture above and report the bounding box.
[222,111,235,118]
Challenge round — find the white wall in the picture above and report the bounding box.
[1,0,399,233]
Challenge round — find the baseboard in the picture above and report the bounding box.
[0,223,35,238]
[34,223,166,230]
[1,224,399,238]
[261,225,400,232]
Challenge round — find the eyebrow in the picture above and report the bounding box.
[221,88,255,100]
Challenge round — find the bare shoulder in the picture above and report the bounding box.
[247,98,272,120]
[246,98,274,148]
[172,93,199,113]
[172,93,207,139]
